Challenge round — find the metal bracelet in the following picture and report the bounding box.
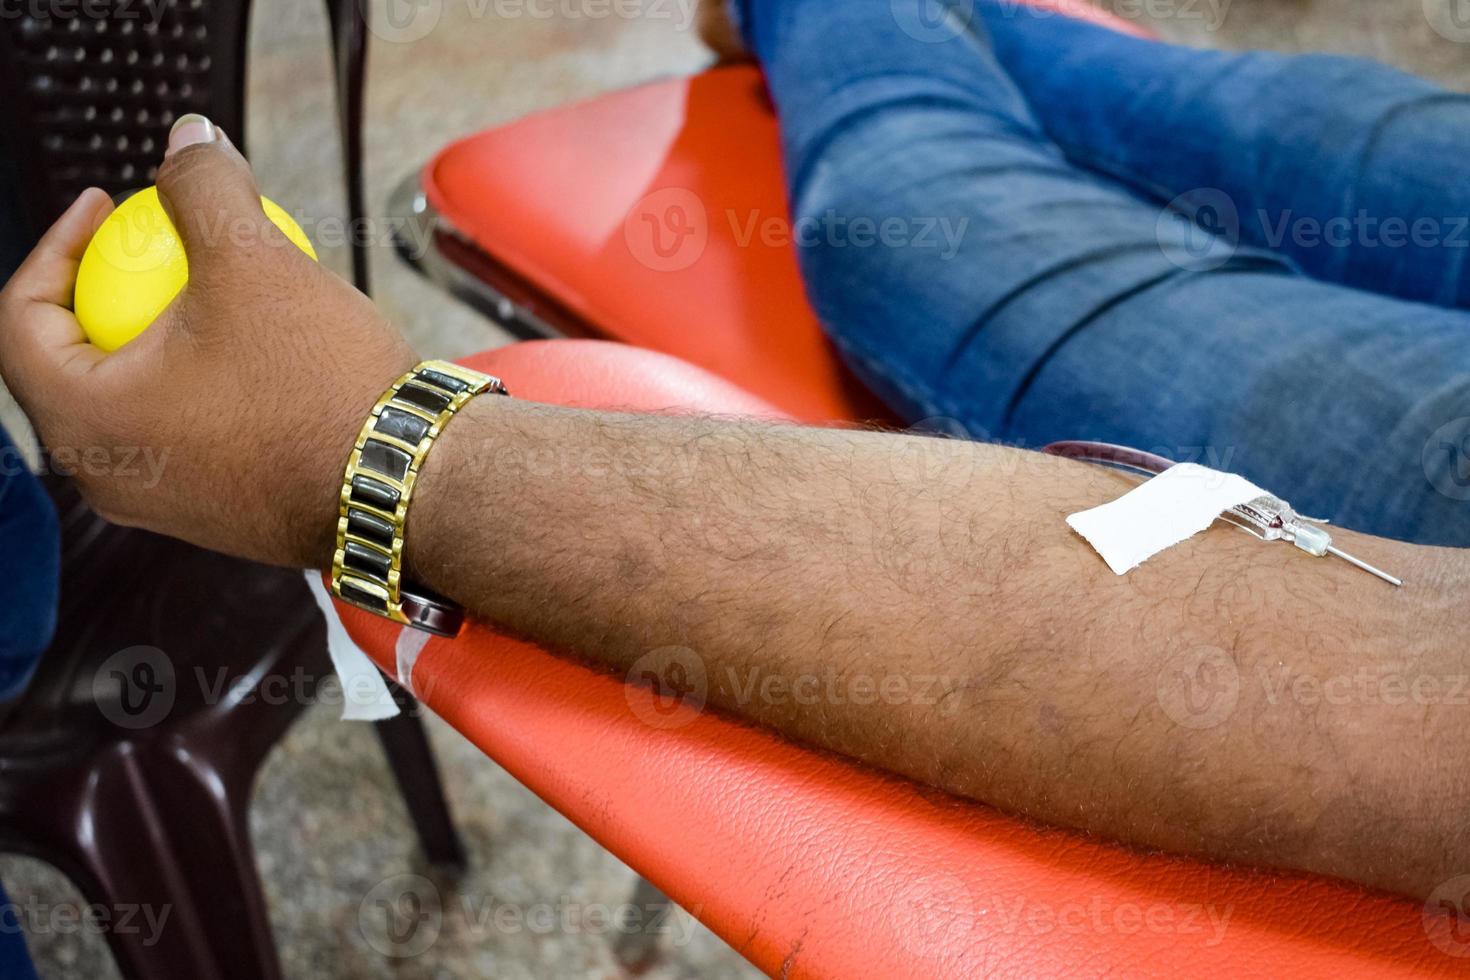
[330,359,508,636]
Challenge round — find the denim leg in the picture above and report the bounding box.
[0,424,58,699]
[0,883,39,980]
[736,0,1290,424]
[738,0,1470,545]
[976,3,1470,310]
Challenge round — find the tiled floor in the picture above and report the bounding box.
[2,1,1467,977]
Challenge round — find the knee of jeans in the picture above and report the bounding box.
[1223,51,1436,149]
[1277,53,1468,163]
[1242,50,1405,98]
[1355,91,1470,174]
[1343,382,1470,547]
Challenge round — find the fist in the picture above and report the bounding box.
[0,115,419,568]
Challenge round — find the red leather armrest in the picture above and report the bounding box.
[330,340,1464,979]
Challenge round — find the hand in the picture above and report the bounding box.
[696,0,749,62]
[0,115,419,568]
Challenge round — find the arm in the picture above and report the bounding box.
[404,394,1468,901]
[2,129,1465,901]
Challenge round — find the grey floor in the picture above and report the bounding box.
[1,0,1467,977]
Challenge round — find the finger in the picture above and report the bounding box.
[155,112,265,266]
[0,188,111,394]
[2,187,113,310]
[20,307,107,375]
[0,299,106,419]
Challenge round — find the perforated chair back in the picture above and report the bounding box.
[0,0,251,237]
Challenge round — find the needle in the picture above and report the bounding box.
[1326,546,1403,587]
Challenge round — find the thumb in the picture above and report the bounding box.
[155,113,266,265]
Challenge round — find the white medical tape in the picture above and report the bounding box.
[1066,462,1268,576]
[395,627,431,697]
[302,572,401,721]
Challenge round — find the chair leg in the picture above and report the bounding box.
[613,876,673,975]
[323,0,372,295]
[61,749,282,980]
[373,681,467,869]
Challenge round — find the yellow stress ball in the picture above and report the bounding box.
[75,185,317,351]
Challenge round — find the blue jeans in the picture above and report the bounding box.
[0,883,38,980]
[0,423,53,977]
[0,469,49,973]
[735,0,1470,546]
[0,424,55,698]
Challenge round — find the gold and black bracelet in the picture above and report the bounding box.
[330,359,507,636]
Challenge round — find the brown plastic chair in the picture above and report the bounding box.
[0,3,463,978]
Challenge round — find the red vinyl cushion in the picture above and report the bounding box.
[331,340,1465,979]
[425,65,868,424]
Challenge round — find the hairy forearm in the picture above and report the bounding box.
[406,396,1468,899]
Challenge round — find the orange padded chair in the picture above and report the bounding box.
[351,3,1470,975]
